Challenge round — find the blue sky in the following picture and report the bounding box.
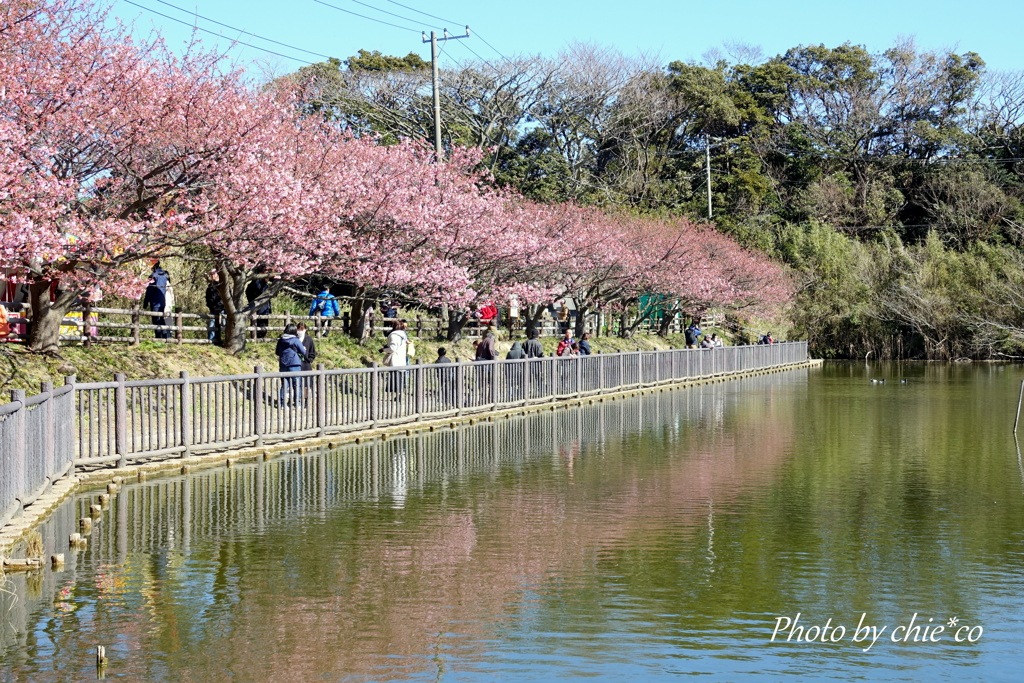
[109,0,1023,76]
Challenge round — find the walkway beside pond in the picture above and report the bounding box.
[1,343,812,548]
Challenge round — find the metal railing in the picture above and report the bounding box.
[1,342,807,529]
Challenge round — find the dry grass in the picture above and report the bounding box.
[24,531,43,559]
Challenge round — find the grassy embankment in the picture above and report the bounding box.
[0,325,745,393]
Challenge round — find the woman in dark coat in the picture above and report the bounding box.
[296,322,317,372]
[275,323,306,405]
[504,341,526,401]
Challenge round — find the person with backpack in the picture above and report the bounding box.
[685,321,702,349]
[143,261,171,339]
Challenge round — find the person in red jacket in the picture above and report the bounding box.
[556,328,575,357]
[478,302,498,324]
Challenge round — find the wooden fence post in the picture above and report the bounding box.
[317,363,327,436]
[65,375,76,475]
[41,381,54,477]
[114,373,127,468]
[11,389,26,516]
[175,308,183,344]
[456,360,465,416]
[180,371,191,457]
[370,362,379,426]
[491,360,499,407]
[83,302,93,346]
[415,359,424,417]
[131,308,140,346]
[253,365,264,446]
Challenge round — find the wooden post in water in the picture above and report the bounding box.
[1014,379,1024,433]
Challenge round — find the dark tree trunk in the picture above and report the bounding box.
[217,264,280,355]
[657,310,678,337]
[27,280,78,354]
[219,266,251,355]
[348,292,374,340]
[618,311,634,339]
[573,304,589,338]
[446,309,469,342]
[524,305,546,338]
[438,303,449,340]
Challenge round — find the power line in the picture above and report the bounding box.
[457,39,495,67]
[381,0,461,25]
[120,0,315,63]
[312,0,421,33]
[346,0,443,30]
[473,30,507,61]
[150,0,334,60]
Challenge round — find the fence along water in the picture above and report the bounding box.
[0,380,76,528]
[0,342,808,530]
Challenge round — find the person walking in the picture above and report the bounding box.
[309,287,339,336]
[143,261,171,339]
[205,271,224,346]
[275,323,307,406]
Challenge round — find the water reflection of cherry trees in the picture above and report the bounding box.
[1,373,806,681]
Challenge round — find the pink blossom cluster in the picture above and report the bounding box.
[0,0,790,340]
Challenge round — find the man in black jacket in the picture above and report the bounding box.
[524,329,544,358]
[205,271,224,346]
[523,329,545,395]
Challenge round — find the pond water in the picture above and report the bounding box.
[2,363,1024,682]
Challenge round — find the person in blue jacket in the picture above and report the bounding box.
[275,323,307,405]
[309,288,340,336]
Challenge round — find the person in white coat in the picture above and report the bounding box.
[382,320,411,396]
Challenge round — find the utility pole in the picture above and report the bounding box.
[705,134,713,219]
[422,27,470,162]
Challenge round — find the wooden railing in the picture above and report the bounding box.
[1,304,724,344]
